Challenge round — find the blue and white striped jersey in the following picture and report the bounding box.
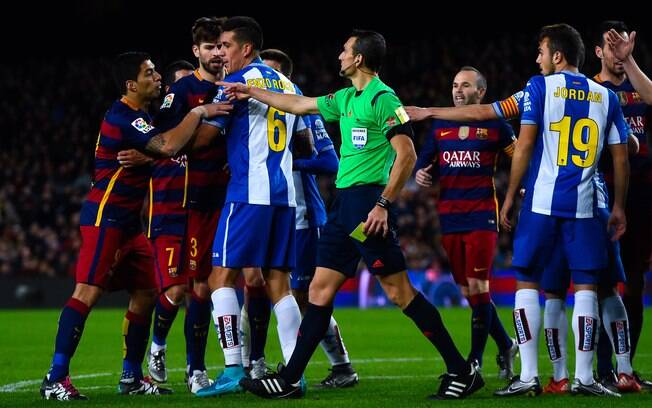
[520,72,629,218]
[205,57,305,207]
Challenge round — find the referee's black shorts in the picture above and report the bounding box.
[316,184,406,278]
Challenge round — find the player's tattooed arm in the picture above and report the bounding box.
[144,103,232,157]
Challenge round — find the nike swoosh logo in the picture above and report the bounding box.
[441,131,452,136]
[473,267,488,272]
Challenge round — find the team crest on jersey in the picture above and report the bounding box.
[161,93,175,109]
[131,117,154,134]
[476,128,488,139]
[324,93,335,106]
[352,128,368,149]
[458,126,469,140]
[385,116,397,127]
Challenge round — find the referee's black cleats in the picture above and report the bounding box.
[239,364,306,399]
[429,362,484,399]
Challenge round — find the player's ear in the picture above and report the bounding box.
[192,44,200,58]
[126,79,137,93]
[242,43,253,58]
[594,45,603,60]
[552,51,563,65]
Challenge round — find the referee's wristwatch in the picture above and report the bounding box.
[376,195,391,209]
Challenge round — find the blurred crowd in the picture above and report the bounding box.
[1,34,650,277]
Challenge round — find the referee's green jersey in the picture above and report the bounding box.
[316,76,410,189]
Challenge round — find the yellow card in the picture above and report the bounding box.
[349,222,368,242]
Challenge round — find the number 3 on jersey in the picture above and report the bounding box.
[549,116,598,168]
[267,107,287,152]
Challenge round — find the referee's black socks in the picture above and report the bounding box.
[403,292,467,375]
[281,302,333,384]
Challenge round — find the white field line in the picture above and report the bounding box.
[4,353,650,393]
[0,357,436,393]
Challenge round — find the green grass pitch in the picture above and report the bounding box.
[1,307,650,407]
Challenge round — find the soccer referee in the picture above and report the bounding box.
[219,29,483,400]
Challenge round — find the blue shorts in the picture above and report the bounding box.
[512,207,609,270]
[291,227,320,291]
[537,208,626,292]
[317,185,406,279]
[212,202,295,269]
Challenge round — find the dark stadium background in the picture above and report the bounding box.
[1,4,650,307]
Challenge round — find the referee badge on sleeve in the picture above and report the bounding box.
[352,128,367,149]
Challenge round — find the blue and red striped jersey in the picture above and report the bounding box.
[147,70,227,238]
[80,97,158,232]
[593,75,650,160]
[416,118,515,234]
[162,70,228,213]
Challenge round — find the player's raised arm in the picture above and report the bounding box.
[405,104,498,122]
[218,81,319,115]
[144,103,231,156]
[607,30,652,104]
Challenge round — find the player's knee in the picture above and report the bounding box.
[165,284,187,304]
[244,272,266,288]
[467,279,489,296]
[129,288,158,314]
[308,281,336,306]
[72,283,103,307]
[208,267,238,290]
[192,280,210,299]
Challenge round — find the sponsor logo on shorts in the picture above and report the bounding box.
[168,267,177,277]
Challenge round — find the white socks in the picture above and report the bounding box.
[572,290,598,385]
[601,294,633,375]
[239,304,251,368]
[514,289,541,382]
[544,298,569,381]
[320,316,350,366]
[273,295,302,363]
[211,287,242,366]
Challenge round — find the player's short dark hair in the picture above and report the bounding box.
[222,16,263,51]
[459,66,487,90]
[260,49,293,77]
[191,16,225,45]
[112,51,150,94]
[538,23,585,69]
[162,60,195,88]
[350,29,386,72]
[595,20,629,47]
